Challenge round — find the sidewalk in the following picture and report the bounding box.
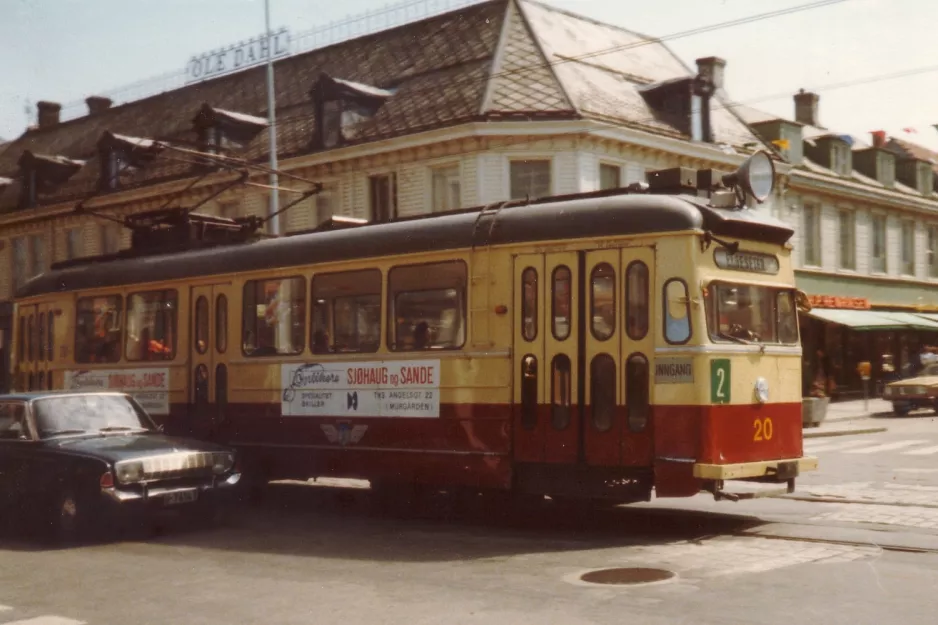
[803,397,892,439]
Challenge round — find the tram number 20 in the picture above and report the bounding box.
[753,417,774,442]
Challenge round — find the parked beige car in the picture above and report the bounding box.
[882,363,938,416]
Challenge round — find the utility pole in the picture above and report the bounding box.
[265,0,280,235]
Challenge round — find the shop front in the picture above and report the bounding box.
[796,272,938,400]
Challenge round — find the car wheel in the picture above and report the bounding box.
[892,403,910,417]
[51,491,83,545]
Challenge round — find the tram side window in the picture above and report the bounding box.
[521,267,537,341]
[551,354,572,430]
[626,261,649,340]
[125,290,177,362]
[776,290,799,344]
[311,269,381,354]
[590,263,615,341]
[552,266,571,340]
[590,354,616,432]
[663,279,691,344]
[626,353,650,432]
[76,296,123,363]
[388,261,466,351]
[242,277,306,356]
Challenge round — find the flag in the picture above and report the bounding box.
[903,127,918,134]
[771,138,790,150]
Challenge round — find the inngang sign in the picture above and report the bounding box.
[185,28,291,84]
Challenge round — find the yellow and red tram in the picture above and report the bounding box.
[10,151,816,504]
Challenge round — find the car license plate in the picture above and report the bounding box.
[163,489,198,506]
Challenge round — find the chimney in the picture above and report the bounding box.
[694,56,726,144]
[696,56,726,91]
[793,89,819,127]
[871,130,887,148]
[86,96,113,115]
[36,101,61,130]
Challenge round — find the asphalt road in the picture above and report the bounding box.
[3,415,938,625]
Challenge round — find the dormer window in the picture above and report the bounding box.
[312,74,395,149]
[832,142,851,176]
[192,103,268,157]
[917,162,933,196]
[17,150,84,209]
[97,132,162,191]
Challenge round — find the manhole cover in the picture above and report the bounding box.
[579,567,676,586]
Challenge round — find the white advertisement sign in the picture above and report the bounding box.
[63,368,170,416]
[281,360,441,418]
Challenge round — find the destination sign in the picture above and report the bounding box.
[714,248,779,275]
[654,357,694,384]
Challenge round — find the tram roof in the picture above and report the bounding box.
[15,190,794,298]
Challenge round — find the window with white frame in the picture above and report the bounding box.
[315,184,336,225]
[901,219,916,275]
[369,172,397,223]
[832,143,851,176]
[928,225,938,278]
[510,159,551,200]
[65,228,84,260]
[837,209,856,270]
[431,164,460,212]
[871,214,887,273]
[599,163,621,191]
[802,203,821,266]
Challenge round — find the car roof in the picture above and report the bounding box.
[0,390,131,402]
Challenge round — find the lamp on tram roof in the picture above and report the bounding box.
[721,150,775,203]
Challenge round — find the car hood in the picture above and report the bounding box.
[888,375,938,387]
[42,433,230,463]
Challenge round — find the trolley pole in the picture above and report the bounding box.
[265,0,280,235]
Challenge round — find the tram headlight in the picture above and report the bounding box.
[723,150,776,203]
[754,377,769,404]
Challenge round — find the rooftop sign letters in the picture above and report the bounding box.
[806,295,870,310]
[185,28,291,84]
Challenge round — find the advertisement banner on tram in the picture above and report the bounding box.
[63,368,170,415]
[281,360,441,418]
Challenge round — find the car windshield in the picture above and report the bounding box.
[917,364,938,377]
[33,394,154,438]
[705,282,799,345]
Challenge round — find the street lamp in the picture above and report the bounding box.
[265,0,280,235]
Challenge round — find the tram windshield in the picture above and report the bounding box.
[705,282,798,345]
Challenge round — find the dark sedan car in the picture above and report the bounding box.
[0,390,241,543]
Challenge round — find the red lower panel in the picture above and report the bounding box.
[653,402,803,465]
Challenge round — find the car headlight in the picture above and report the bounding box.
[115,460,145,484]
[883,386,893,397]
[212,452,235,475]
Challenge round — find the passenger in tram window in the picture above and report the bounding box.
[414,321,430,350]
[312,330,330,353]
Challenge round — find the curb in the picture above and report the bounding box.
[803,426,887,439]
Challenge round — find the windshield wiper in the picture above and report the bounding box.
[41,429,88,437]
[717,331,754,345]
[98,426,147,433]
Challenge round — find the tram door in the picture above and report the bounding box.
[188,284,231,440]
[14,304,53,391]
[512,252,580,464]
[513,247,655,468]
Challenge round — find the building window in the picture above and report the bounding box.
[29,234,45,277]
[125,290,177,361]
[901,219,916,276]
[838,209,856,270]
[919,163,934,196]
[242,277,306,356]
[832,143,850,176]
[315,186,336,226]
[928,226,938,278]
[599,163,621,190]
[510,160,551,200]
[311,269,381,354]
[100,223,121,255]
[312,75,395,149]
[431,164,461,212]
[100,150,126,191]
[871,214,887,273]
[12,237,28,290]
[65,228,83,260]
[369,173,397,223]
[75,295,123,363]
[802,203,821,266]
[878,152,896,187]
